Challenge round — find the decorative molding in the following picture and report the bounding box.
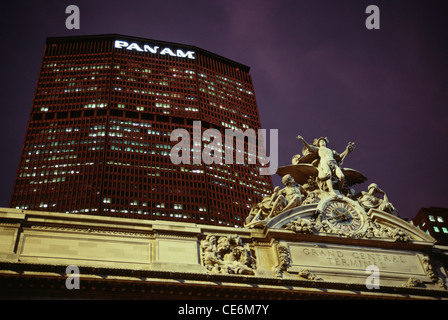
[284,213,413,243]
[28,225,150,238]
[297,269,323,281]
[273,245,290,278]
[199,234,256,275]
[402,277,423,288]
[421,256,447,290]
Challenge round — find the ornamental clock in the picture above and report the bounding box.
[322,200,364,232]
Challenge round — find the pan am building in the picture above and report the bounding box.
[10,34,273,227]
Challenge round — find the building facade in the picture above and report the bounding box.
[412,207,448,245]
[0,203,446,300]
[10,34,273,227]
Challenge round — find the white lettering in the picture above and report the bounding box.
[178,304,212,317]
[365,264,380,289]
[114,40,129,49]
[202,128,223,165]
[144,44,159,54]
[222,305,269,315]
[224,128,257,165]
[65,5,80,30]
[65,265,80,290]
[126,42,143,52]
[160,47,177,57]
[170,129,190,164]
[114,40,196,59]
[169,121,278,175]
[365,5,380,30]
[176,49,195,59]
[257,129,278,175]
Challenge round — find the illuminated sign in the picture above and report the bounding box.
[114,40,195,60]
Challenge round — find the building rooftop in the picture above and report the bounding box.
[46,33,251,73]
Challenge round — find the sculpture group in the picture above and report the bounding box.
[200,234,256,275]
[245,134,399,228]
[198,133,445,292]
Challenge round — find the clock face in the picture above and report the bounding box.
[323,201,363,232]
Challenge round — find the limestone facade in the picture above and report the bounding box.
[0,206,447,299]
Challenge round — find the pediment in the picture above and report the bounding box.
[248,195,435,244]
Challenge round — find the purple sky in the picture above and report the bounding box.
[1,0,447,219]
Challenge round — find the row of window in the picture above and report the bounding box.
[428,214,445,223]
[432,226,448,234]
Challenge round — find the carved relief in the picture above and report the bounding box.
[355,183,399,217]
[245,175,304,228]
[273,245,290,278]
[284,212,413,242]
[297,269,322,281]
[200,235,256,275]
[285,217,314,234]
[402,277,423,288]
[245,134,410,239]
[421,256,447,290]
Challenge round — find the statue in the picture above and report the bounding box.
[200,235,256,275]
[296,135,355,194]
[244,174,304,228]
[245,133,403,232]
[245,187,280,225]
[268,174,304,218]
[356,183,399,217]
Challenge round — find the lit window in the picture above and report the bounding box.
[442,227,448,234]
[428,215,435,222]
[437,216,444,223]
[434,226,440,233]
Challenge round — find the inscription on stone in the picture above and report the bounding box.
[288,244,425,276]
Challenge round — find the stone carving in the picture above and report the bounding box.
[356,183,399,217]
[285,212,412,242]
[297,269,322,281]
[245,133,409,241]
[200,235,256,275]
[245,174,304,228]
[302,191,321,205]
[273,245,290,278]
[388,227,412,242]
[272,244,322,280]
[402,277,423,288]
[421,256,447,290]
[245,189,279,226]
[296,136,355,194]
[268,174,303,217]
[285,217,314,234]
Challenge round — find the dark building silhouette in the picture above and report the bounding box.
[412,207,448,245]
[10,34,273,227]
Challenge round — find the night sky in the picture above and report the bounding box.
[1,0,447,220]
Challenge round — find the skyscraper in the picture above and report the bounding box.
[411,207,448,245]
[10,34,273,227]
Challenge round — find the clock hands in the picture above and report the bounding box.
[323,201,362,232]
[329,208,351,222]
[329,213,350,221]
